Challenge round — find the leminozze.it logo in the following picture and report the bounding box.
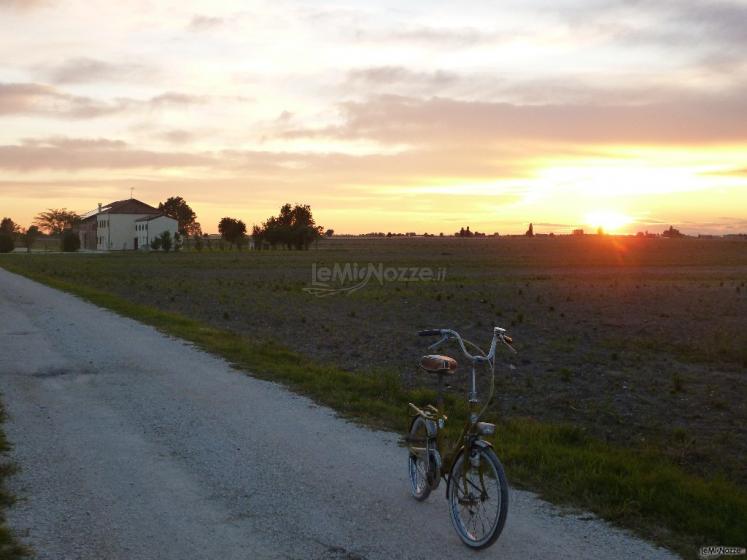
[699,546,746,559]
[303,262,447,297]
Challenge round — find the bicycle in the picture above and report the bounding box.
[406,326,516,549]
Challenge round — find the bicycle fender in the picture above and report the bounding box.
[473,439,493,450]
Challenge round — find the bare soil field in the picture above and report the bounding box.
[3,236,746,487]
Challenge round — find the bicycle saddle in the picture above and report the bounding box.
[420,355,458,375]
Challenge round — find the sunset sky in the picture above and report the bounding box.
[1,0,746,235]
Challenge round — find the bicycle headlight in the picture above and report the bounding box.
[476,422,496,436]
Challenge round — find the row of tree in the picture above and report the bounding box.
[0,217,75,253]
[2,198,323,253]
[216,203,323,250]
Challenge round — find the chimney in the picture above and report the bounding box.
[98,203,102,214]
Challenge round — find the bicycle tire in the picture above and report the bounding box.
[448,445,509,549]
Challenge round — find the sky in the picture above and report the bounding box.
[1,0,746,235]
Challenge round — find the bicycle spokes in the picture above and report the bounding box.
[449,449,507,548]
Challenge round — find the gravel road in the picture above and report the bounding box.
[0,268,679,560]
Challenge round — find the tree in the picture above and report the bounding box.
[289,204,323,249]
[0,233,13,253]
[60,230,80,252]
[159,231,173,252]
[193,233,204,252]
[34,208,80,235]
[0,217,20,236]
[254,203,323,250]
[23,225,39,253]
[251,224,264,250]
[325,229,334,237]
[218,217,247,248]
[173,232,182,252]
[525,223,534,237]
[662,225,683,238]
[158,196,200,236]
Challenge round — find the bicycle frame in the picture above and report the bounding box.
[408,327,515,492]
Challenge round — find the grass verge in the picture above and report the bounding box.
[2,263,746,559]
[0,400,31,560]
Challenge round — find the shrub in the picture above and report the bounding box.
[0,232,14,253]
[23,225,39,252]
[159,231,172,253]
[150,237,162,250]
[60,230,80,252]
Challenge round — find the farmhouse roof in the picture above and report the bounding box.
[99,199,161,215]
[134,214,175,222]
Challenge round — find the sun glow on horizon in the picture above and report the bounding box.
[584,210,633,233]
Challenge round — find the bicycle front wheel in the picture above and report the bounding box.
[407,416,432,501]
[448,446,508,549]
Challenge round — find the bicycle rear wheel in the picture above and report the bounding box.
[448,446,508,549]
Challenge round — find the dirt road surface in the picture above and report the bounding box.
[0,268,679,560]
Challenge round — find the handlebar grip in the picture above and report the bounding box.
[503,335,513,345]
[418,329,442,337]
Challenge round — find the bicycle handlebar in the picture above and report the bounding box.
[418,327,516,362]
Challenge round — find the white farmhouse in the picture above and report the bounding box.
[135,214,180,250]
[78,198,179,251]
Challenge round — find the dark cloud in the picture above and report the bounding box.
[342,67,704,106]
[158,129,195,144]
[387,26,499,46]
[0,0,49,10]
[148,92,206,106]
[281,92,747,145]
[558,0,747,50]
[0,137,214,170]
[347,25,508,48]
[0,82,207,119]
[37,57,154,84]
[347,66,458,88]
[188,14,225,31]
[276,110,293,122]
[662,1,747,47]
[0,82,123,118]
[21,137,128,149]
[0,134,524,185]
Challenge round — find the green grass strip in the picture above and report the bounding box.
[0,400,31,560]
[2,262,746,559]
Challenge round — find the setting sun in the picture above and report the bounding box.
[584,211,633,233]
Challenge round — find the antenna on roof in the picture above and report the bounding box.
[129,187,134,199]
